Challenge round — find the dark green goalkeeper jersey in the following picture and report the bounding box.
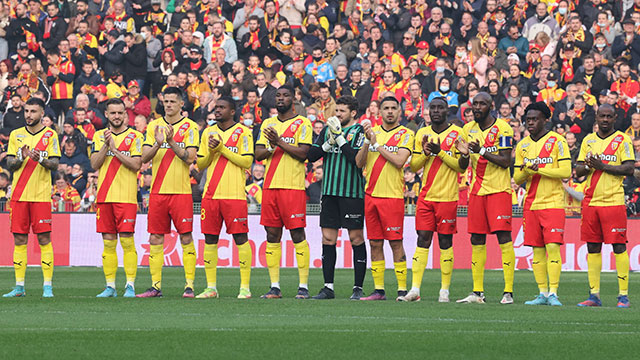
[308,123,366,199]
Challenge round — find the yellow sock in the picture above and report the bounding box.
[265,242,281,288]
[294,240,310,288]
[410,247,429,291]
[471,244,486,292]
[203,244,218,289]
[182,242,196,289]
[371,260,385,290]
[102,239,118,287]
[587,253,602,295]
[615,251,630,296]
[149,244,164,290]
[532,247,548,294]
[40,243,54,285]
[120,236,137,286]
[13,244,27,285]
[237,242,252,289]
[500,242,515,293]
[546,243,562,295]
[394,261,407,291]
[440,247,454,291]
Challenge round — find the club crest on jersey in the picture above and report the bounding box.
[347,133,353,141]
[611,136,623,151]
[487,126,499,143]
[232,134,238,142]
[545,137,556,152]
[445,131,458,147]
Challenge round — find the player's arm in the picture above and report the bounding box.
[255,144,271,161]
[575,139,590,177]
[307,127,328,162]
[142,125,161,163]
[587,158,635,176]
[112,149,142,172]
[5,155,24,171]
[166,129,197,164]
[142,143,161,163]
[6,132,24,171]
[512,143,528,185]
[218,132,254,169]
[535,159,571,179]
[339,131,364,165]
[377,147,411,169]
[409,134,428,172]
[277,141,311,162]
[355,141,368,169]
[476,147,512,169]
[90,133,109,170]
[39,156,59,171]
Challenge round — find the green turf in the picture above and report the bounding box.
[0,267,638,359]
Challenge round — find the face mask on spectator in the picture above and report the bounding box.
[558,7,567,15]
[243,118,253,127]
[547,81,556,88]
[596,43,606,48]
[456,51,466,58]
[232,96,240,101]
[141,32,147,40]
[207,119,215,126]
[308,114,317,122]
[440,85,449,92]
[597,22,607,27]
[313,55,323,62]
[282,39,290,45]
[436,66,445,73]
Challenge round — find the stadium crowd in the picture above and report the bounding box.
[1,0,640,214]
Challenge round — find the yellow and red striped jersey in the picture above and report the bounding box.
[515,131,570,210]
[144,117,200,195]
[463,119,513,196]
[365,124,414,199]
[48,57,75,100]
[578,131,634,207]
[92,128,144,204]
[412,124,464,202]
[198,123,253,200]
[7,126,61,202]
[256,115,312,190]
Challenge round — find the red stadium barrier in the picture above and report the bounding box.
[1,214,639,271]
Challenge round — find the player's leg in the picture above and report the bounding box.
[390,239,407,300]
[348,229,366,300]
[170,194,196,298]
[138,195,170,297]
[613,243,630,308]
[119,232,137,298]
[198,198,223,298]
[37,232,54,298]
[578,205,603,307]
[32,202,54,298]
[361,196,386,300]
[4,233,28,297]
[381,198,407,300]
[116,203,138,297]
[291,228,310,299]
[262,226,283,299]
[525,246,548,305]
[401,230,432,302]
[496,231,515,304]
[459,194,488,303]
[97,232,119,298]
[314,196,340,299]
[312,228,338,300]
[438,233,454,303]
[232,233,252,299]
[542,208,565,306]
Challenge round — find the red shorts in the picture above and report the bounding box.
[9,201,51,234]
[581,205,627,244]
[96,203,137,234]
[260,189,306,229]
[365,195,404,240]
[415,199,457,234]
[468,192,512,234]
[201,198,249,235]
[523,209,565,247]
[148,194,193,234]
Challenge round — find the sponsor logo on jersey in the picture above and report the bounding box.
[598,154,617,162]
[524,157,553,165]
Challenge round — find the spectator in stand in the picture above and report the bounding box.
[69,163,87,195]
[0,172,9,201]
[123,80,150,126]
[3,94,25,131]
[46,49,76,118]
[60,137,93,172]
[52,173,82,212]
[74,60,104,97]
[40,3,68,53]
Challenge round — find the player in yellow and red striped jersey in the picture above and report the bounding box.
[457,92,516,305]
[137,87,200,299]
[255,86,313,300]
[575,104,634,308]
[90,98,144,298]
[400,97,469,303]
[196,97,254,300]
[3,98,60,298]
[356,96,414,301]
[514,102,571,307]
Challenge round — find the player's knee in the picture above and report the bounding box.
[438,235,453,250]
[149,234,164,245]
[290,228,306,243]
[416,232,432,248]
[204,234,219,244]
[349,231,364,246]
[587,242,602,254]
[179,232,193,245]
[496,231,512,244]
[37,233,51,246]
[13,234,28,246]
[470,234,486,245]
[233,233,248,245]
[265,227,282,243]
[613,243,627,254]
[369,239,384,250]
[322,236,337,245]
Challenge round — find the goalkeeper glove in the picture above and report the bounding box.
[327,116,342,135]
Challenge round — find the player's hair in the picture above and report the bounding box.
[217,96,237,109]
[336,96,358,113]
[105,97,125,110]
[429,96,448,107]
[524,101,551,119]
[277,85,294,96]
[380,96,399,106]
[163,86,183,98]
[25,97,45,110]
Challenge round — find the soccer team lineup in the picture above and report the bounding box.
[4,87,633,308]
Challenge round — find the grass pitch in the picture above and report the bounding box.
[0,267,638,359]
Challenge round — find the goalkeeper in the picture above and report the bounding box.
[307,96,368,300]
